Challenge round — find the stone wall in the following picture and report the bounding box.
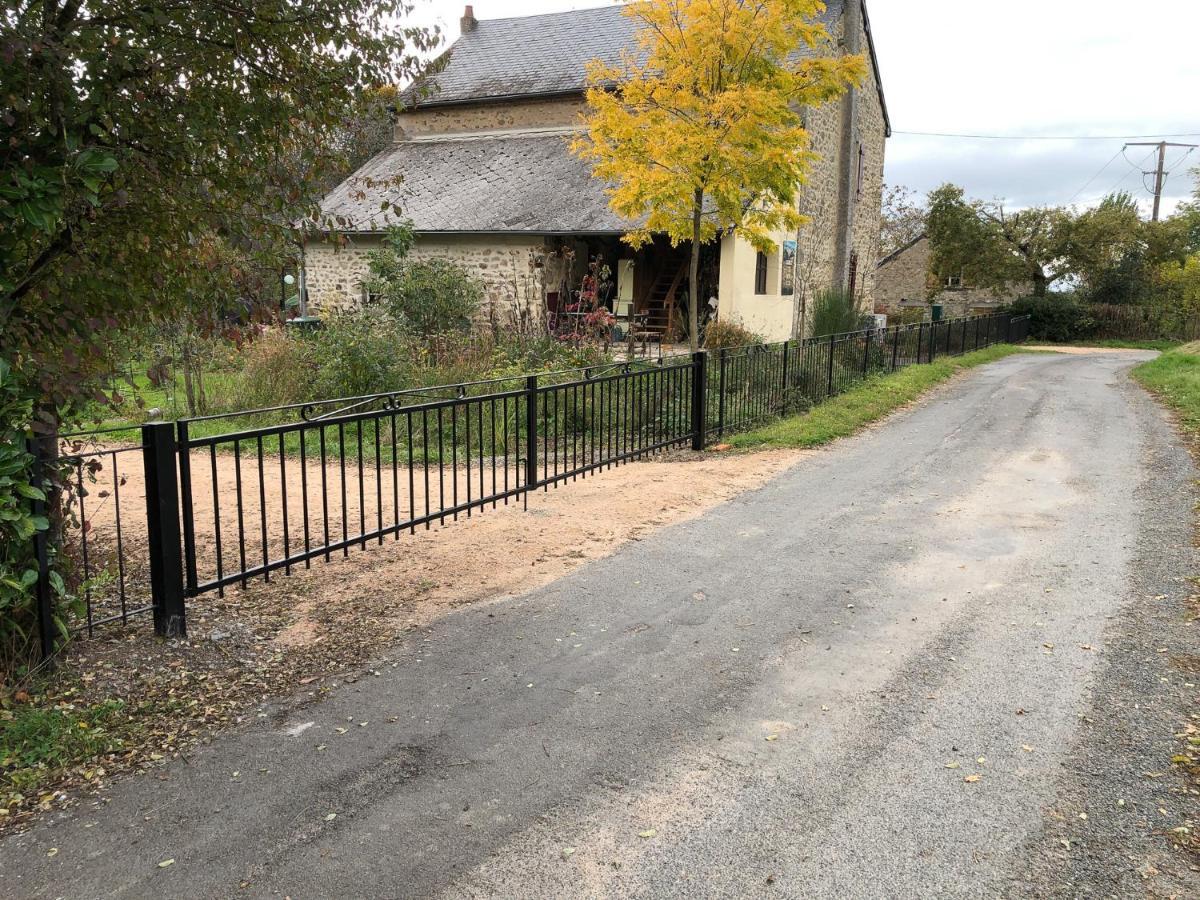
[847,5,888,317]
[303,234,551,328]
[398,97,584,139]
[874,236,1030,319]
[791,3,888,335]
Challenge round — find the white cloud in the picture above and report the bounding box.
[410,0,1200,212]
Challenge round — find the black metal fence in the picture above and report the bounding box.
[33,312,1028,653]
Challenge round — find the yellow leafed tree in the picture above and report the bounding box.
[573,0,865,349]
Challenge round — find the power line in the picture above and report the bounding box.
[893,130,1200,141]
[1065,147,1125,205]
[1100,147,1158,198]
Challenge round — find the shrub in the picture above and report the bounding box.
[0,361,65,677]
[308,308,406,399]
[365,227,483,337]
[704,318,764,349]
[1005,295,1094,342]
[218,328,315,412]
[811,286,868,337]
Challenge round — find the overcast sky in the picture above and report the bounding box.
[407,0,1200,215]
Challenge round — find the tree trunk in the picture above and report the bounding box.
[1031,268,1048,298]
[689,190,703,352]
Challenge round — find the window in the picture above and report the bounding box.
[754,251,768,295]
[945,272,964,289]
[855,144,866,201]
[848,251,859,296]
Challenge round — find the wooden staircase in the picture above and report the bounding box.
[637,257,690,339]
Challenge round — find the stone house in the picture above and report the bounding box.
[874,234,1032,320]
[304,2,890,342]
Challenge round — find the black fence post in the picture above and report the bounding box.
[525,375,539,490]
[690,351,707,451]
[861,331,870,376]
[28,435,56,662]
[825,336,835,398]
[717,348,728,437]
[930,323,938,364]
[918,322,927,364]
[891,326,900,371]
[142,422,187,638]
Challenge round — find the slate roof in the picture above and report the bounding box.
[407,2,847,108]
[404,5,641,107]
[317,131,633,234]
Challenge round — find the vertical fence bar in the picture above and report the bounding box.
[781,340,790,410]
[717,349,728,438]
[176,421,198,596]
[691,351,707,450]
[826,333,836,397]
[525,375,539,491]
[891,326,900,371]
[141,422,186,638]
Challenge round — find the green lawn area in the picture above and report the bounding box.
[728,344,1034,450]
[1132,341,1200,437]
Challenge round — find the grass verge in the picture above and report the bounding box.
[1132,342,1200,859]
[728,344,1032,450]
[1,691,137,817]
[1132,341,1200,437]
[1055,339,1181,351]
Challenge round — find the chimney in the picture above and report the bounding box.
[461,5,477,33]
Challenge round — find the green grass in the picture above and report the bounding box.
[1132,342,1200,437]
[728,344,1033,450]
[1,698,129,802]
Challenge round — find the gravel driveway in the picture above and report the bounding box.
[2,350,1196,898]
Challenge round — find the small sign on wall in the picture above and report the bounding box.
[781,240,797,296]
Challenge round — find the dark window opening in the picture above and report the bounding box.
[754,251,768,295]
[848,251,859,296]
[855,144,866,201]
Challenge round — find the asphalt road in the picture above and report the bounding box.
[3,350,1197,899]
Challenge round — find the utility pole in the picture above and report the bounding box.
[1126,141,1200,221]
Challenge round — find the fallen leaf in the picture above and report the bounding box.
[325,813,337,822]
[47,848,58,857]
[561,847,576,859]
[638,829,657,839]
[1021,745,1034,753]
[945,762,960,769]
[765,734,779,742]
[158,859,175,869]
[964,774,982,783]
[334,727,348,735]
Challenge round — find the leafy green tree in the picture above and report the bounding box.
[0,2,434,667]
[926,185,1066,297]
[879,184,927,257]
[1,1,435,411]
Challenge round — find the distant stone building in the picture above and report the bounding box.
[304,2,891,342]
[874,234,1031,319]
